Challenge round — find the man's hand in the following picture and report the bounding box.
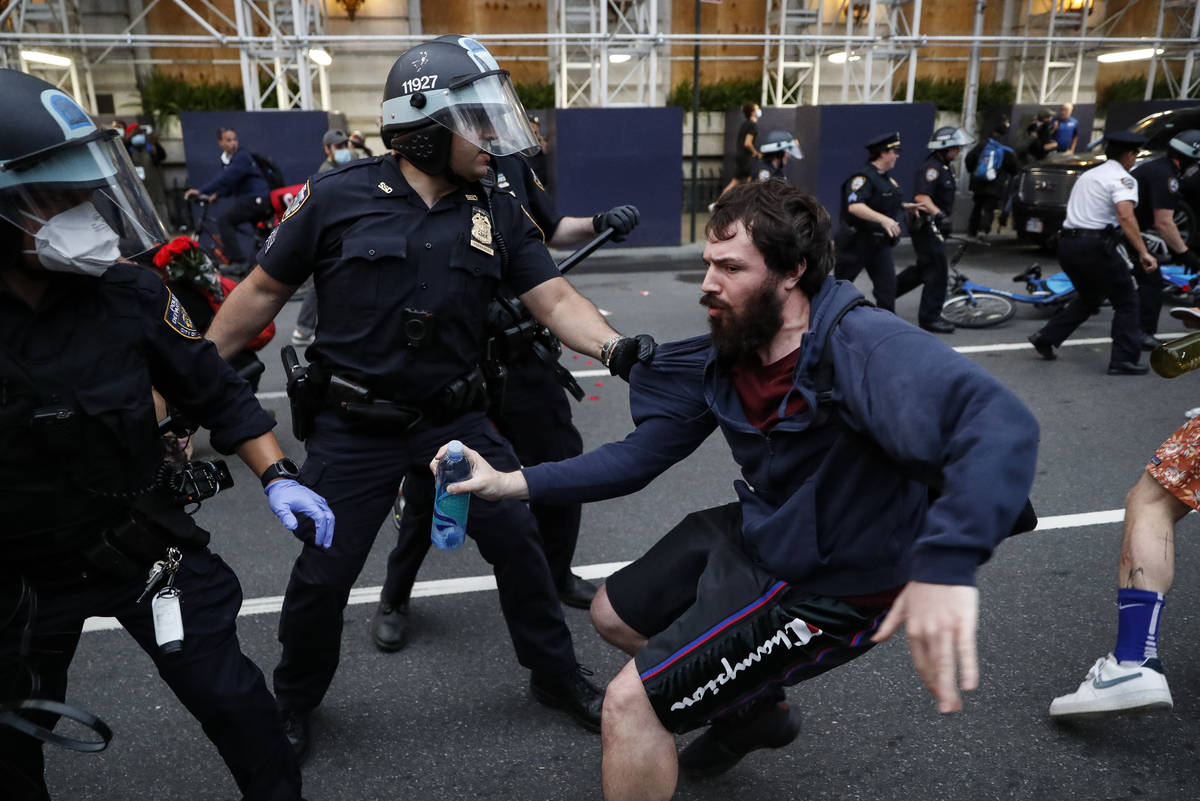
[1174,248,1200,274]
[871,582,979,713]
[1139,251,1159,273]
[428,442,529,501]
[881,217,901,239]
[184,188,199,200]
[605,334,657,381]
[593,205,640,242]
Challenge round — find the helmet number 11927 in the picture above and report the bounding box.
[403,75,439,94]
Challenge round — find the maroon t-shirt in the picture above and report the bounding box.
[731,345,902,608]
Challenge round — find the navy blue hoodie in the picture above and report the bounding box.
[523,278,1039,595]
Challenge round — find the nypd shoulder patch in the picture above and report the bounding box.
[280,180,310,223]
[164,288,200,339]
[1120,176,1135,190]
[925,167,939,183]
[849,175,867,192]
[1169,177,1180,193]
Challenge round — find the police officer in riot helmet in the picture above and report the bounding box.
[205,34,656,759]
[1130,129,1200,348]
[0,68,333,800]
[1029,131,1157,373]
[896,125,972,334]
[752,130,802,182]
[833,131,906,311]
[374,148,642,650]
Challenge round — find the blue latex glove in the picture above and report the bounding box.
[265,479,335,548]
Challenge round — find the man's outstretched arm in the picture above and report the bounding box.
[207,267,297,358]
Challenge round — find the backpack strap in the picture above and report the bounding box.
[811,296,872,428]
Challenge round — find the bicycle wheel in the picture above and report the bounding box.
[940,292,1016,328]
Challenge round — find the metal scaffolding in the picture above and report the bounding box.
[548,0,667,107]
[1,0,1199,114]
[1149,0,1200,99]
[0,0,332,113]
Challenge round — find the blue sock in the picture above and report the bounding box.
[1113,588,1164,665]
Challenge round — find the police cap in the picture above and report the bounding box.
[866,131,902,151]
[1104,130,1147,148]
[322,128,349,147]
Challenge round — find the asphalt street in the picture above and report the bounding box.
[41,236,1200,800]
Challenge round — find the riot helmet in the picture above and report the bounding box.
[0,69,166,274]
[1168,129,1200,163]
[927,126,973,151]
[381,35,539,176]
[759,131,802,161]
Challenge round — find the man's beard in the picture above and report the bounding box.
[700,276,784,370]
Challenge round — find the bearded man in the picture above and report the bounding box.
[437,179,1038,801]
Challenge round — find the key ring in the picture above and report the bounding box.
[0,698,113,752]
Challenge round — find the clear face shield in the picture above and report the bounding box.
[0,131,167,273]
[422,72,540,157]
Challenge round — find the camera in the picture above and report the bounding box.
[157,459,234,505]
[402,307,436,349]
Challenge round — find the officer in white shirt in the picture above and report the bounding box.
[1028,131,1157,374]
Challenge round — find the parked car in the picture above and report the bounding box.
[1012,105,1200,251]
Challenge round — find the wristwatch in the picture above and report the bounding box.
[260,457,301,488]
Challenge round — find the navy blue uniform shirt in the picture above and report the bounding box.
[491,154,561,237]
[840,163,902,235]
[913,154,956,212]
[199,148,269,199]
[256,154,560,402]
[1132,156,1182,231]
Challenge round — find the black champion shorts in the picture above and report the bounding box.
[606,503,891,734]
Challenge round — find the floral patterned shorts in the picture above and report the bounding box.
[1147,416,1200,511]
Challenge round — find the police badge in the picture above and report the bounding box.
[470,207,494,255]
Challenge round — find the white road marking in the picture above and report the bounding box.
[79,510,1122,634]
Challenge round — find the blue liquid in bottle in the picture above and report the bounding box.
[431,440,471,550]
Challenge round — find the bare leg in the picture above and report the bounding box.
[602,660,677,801]
[591,585,647,657]
[1119,472,1190,593]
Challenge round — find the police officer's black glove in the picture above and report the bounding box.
[933,211,952,237]
[1172,248,1200,275]
[593,205,640,242]
[604,334,657,382]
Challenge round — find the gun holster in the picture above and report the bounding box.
[281,345,322,441]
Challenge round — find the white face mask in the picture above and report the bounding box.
[23,202,122,276]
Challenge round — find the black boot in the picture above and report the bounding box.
[677,689,800,779]
[557,573,598,610]
[279,707,312,765]
[530,664,604,733]
[370,601,410,652]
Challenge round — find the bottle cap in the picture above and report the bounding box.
[447,440,464,460]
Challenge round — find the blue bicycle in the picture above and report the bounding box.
[938,238,1074,328]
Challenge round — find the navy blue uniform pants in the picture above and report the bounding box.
[0,550,302,801]
[275,409,577,712]
[217,195,270,265]
[1133,256,1163,335]
[1037,235,1141,364]
[382,359,585,604]
[834,235,897,311]
[896,228,950,326]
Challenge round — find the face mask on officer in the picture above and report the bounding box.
[21,201,122,276]
[333,147,352,165]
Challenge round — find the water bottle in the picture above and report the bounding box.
[431,440,471,550]
[1151,332,1200,378]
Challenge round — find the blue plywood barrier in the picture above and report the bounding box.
[790,103,936,231]
[180,110,332,260]
[721,106,805,186]
[554,107,683,247]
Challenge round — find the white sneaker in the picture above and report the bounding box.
[1049,654,1173,719]
[291,328,314,346]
